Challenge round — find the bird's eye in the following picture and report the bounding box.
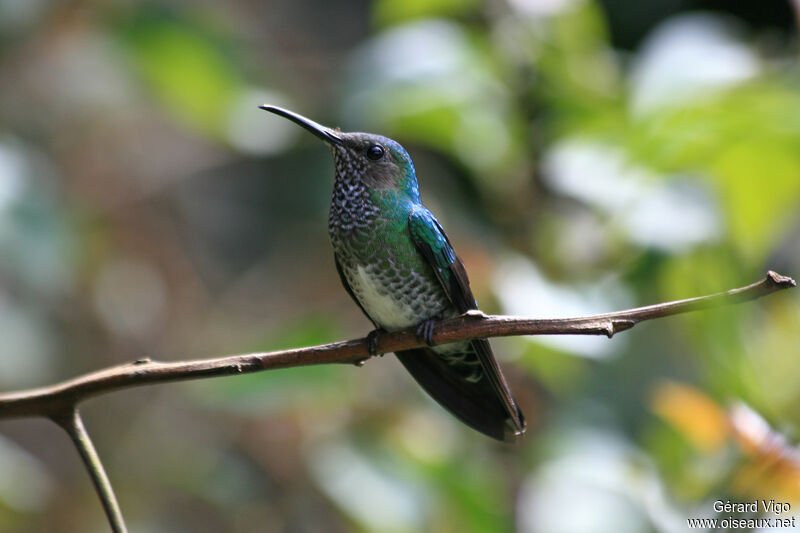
[366,144,384,160]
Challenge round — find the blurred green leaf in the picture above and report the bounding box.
[424,460,513,533]
[372,0,479,28]
[532,1,624,132]
[518,343,589,396]
[710,138,800,260]
[120,10,242,136]
[621,83,800,260]
[341,20,525,187]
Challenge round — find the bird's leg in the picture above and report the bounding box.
[367,328,387,356]
[416,314,442,347]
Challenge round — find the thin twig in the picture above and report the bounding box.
[51,409,128,533]
[0,271,793,421]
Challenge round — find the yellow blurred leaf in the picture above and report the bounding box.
[650,380,728,452]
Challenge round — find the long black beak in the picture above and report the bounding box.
[259,105,343,146]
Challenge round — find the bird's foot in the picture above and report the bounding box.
[416,317,439,347]
[367,328,387,356]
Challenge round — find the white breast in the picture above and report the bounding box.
[347,265,420,331]
[346,264,470,356]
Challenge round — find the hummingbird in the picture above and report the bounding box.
[260,105,525,442]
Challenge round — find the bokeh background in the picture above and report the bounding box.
[1,0,800,531]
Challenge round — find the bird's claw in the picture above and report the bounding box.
[416,318,437,347]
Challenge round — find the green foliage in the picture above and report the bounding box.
[0,0,798,531]
[372,0,480,28]
[120,9,244,136]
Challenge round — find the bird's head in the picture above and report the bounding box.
[260,105,419,200]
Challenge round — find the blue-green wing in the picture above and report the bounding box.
[406,207,525,440]
[407,207,476,313]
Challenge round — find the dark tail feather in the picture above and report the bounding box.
[395,344,526,442]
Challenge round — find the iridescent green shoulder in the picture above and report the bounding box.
[408,206,456,278]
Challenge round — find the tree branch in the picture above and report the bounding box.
[51,408,128,533]
[0,271,794,421]
[0,270,794,533]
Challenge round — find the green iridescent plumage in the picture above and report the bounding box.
[261,105,525,441]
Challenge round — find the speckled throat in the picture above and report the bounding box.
[327,148,379,238]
